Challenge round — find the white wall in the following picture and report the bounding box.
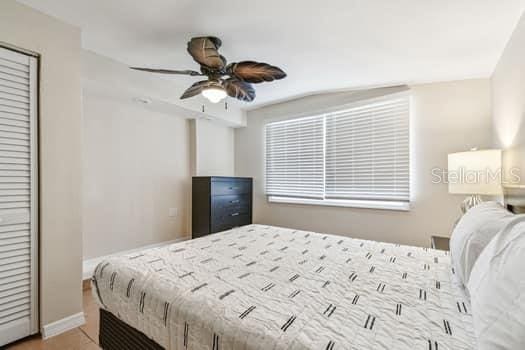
[235,79,492,247]
[193,118,235,176]
[492,12,525,185]
[0,0,83,327]
[82,91,191,260]
[82,51,237,262]
[82,50,246,127]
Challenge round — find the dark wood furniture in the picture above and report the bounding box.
[99,309,163,350]
[192,176,253,238]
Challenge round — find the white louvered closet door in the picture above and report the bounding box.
[0,47,38,345]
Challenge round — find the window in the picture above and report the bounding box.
[265,94,410,210]
[265,115,325,199]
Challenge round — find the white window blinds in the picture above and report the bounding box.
[325,97,410,201]
[265,115,324,199]
[265,94,410,205]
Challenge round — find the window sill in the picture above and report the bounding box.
[268,196,410,211]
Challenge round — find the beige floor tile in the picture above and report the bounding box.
[8,287,100,350]
[79,309,99,344]
[80,342,101,350]
[82,289,95,309]
[8,328,92,350]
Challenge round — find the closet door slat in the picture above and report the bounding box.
[0,47,38,345]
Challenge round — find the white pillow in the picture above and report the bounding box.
[449,201,514,285]
[467,215,525,350]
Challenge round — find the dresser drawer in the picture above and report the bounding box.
[192,176,253,238]
[212,206,250,223]
[211,213,251,233]
[211,180,251,196]
[211,194,250,216]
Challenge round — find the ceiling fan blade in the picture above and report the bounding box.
[187,36,225,70]
[180,80,214,99]
[223,78,255,102]
[226,61,286,83]
[130,67,203,76]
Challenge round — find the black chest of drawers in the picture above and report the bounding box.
[192,176,253,238]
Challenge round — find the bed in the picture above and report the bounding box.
[92,224,476,350]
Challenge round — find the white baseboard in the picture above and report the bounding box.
[42,312,86,339]
[82,236,191,280]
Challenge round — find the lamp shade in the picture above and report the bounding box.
[448,149,502,195]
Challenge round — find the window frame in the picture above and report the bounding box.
[264,91,412,211]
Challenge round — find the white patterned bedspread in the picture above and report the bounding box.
[92,224,475,350]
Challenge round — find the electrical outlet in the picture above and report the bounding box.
[168,208,178,218]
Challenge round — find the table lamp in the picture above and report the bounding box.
[448,149,502,213]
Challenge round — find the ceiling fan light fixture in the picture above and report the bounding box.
[201,86,227,103]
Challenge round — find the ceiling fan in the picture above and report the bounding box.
[131,36,287,103]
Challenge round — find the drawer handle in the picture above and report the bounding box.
[229,186,239,190]
[230,200,240,204]
[231,212,240,217]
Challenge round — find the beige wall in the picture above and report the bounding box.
[81,49,247,128]
[235,79,492,247]
[492,13,525,185]
[193,118,235,176]
[82,91,191,260]
[0,0,83,326]
[81,50,236,261]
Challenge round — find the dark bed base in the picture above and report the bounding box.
[99,309,164,350]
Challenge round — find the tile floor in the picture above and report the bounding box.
[7,286,100,350]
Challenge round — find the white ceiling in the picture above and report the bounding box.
[17,0,525,108]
